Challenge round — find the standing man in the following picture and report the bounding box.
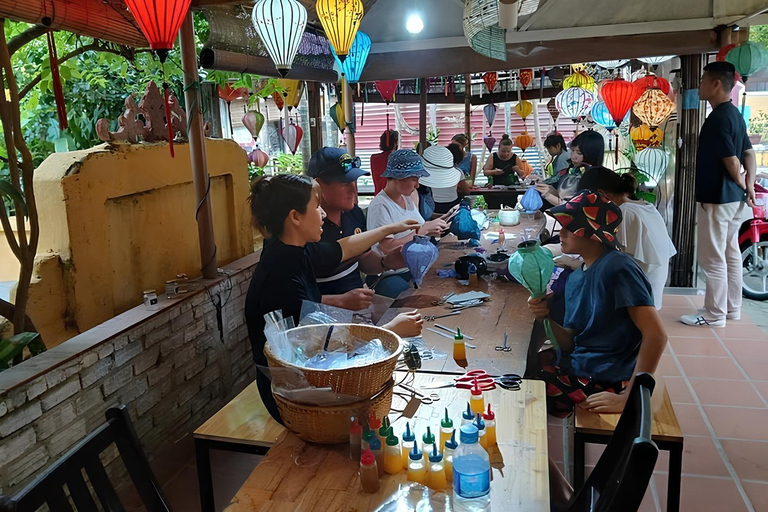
[681,62,757,328]
[306,147,406,309]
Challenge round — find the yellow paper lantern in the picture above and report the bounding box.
[316,0,365,61]
[515,132,534,152]
[563,71,597,93]
[277,79,305,110]
[632,88,675,130]
[515,99,533,119]
[630,124,665,151]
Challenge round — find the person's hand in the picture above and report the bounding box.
[536,182,557,197]
[528,294,552,321]
[578,391,628,413]
[746,185,757,208]
[337,288,374,311]
[440,204,460,221]
[554,255,582,271]
[420,219,449,236]
[388,219,421,236]
[384,310,423,337]
[382,247,405,270]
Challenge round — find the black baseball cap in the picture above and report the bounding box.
[306,147,369,183]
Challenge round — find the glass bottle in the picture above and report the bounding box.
[407,443,427,485]
[452,425,491,504]
[360,449,379,493]
[483,404,497,448]
[401,422,416,470]
[164,280,178,298]
[440,408,454,451]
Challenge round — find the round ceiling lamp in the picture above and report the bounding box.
[595,59,629,69]
[252,0,308,77]
[406,14,424,33]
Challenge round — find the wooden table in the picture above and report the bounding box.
[388,213,546,377]
[472,186,533,209]
[225,372,549,512]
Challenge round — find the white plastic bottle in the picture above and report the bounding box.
[452,424,491,506]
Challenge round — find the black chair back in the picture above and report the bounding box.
[0,405,170,512]
[567,372,659,512]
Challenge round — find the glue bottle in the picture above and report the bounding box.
[350,417,363,462]
[384,433,402,475]
[369,435,384,477]
[453,328,467,362]
[470,377,485,415]
[362,425,374,452]
[378,416,391,448]
[498,228,506,250]
[444,429,458,483]
[468,263,479,288]
[440,408,454,451]
[461,402,474,426]
[422,426,436,462]
[407,443,427,485]
[474,413,487,449]
[360,449,379,494]
[483,404,497,448]
[369,412,383,446]
[427,444,447,491]
[401,422,416,470]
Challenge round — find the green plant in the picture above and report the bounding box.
[749,110,768,140]
[271,152,304,174]
[427,125,441,145]
[0,332,45,370]
[247,163,266,181]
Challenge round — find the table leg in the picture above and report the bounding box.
[667,442,683,512]
[573,433,585,489]
[195,438,215,512]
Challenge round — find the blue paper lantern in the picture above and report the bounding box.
[331,31,371,84]
[520,187,543,213]
[591,101,630,131]
[402,236,439,287]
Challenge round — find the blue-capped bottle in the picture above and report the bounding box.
[452,424,491,504]
[461,402,474,426]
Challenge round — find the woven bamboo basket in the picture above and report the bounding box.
[274,379,394,444]
[264,324,403,399]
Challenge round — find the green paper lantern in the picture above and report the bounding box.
[725,41,768,81]
[508,240,559,348]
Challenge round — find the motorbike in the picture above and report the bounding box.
[739,182,768,300]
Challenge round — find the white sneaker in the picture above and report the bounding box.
[680,314,726,327]
[727,311,741,320]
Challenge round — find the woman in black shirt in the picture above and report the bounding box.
[244,174,420,421]
[483,134,525,186]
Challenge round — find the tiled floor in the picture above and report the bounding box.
[162,292,767,511]
[549,293,768,512]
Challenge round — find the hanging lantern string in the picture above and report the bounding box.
[44,26,68,131]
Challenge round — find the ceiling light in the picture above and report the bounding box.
[406,14,424,34]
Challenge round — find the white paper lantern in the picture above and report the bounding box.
[252,0,308,77]
[595,59,629,69]
[555,87,595,121]
[603,152,631,171]
[638,55,675,66]
[634,147,670,182]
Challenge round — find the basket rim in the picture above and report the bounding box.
[264,323,404,373]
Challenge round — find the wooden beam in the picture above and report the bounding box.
[180,13,218,280]
[419,78,427,153]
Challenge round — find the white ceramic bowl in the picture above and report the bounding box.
[498,209,520,226]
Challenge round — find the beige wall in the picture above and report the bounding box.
[21,139,252,347]
[0,217,29,282]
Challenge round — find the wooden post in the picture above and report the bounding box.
[343,79,356,156]
[464,74,472,149]
[201,82,223,139]
[307,81,323,153]
[180,13,218,280]
[670,54,703,287]
[419,78,427,153]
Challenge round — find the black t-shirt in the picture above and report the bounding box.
[696,101,752,204]
[491,153,519,186]
[315,206,366,295]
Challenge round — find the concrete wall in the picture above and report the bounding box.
[0,217,29,282]
[20,139,252,347]
[0,253,258,495]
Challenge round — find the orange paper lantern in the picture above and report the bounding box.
[633,88,675,130]
[483,72,498,93]
[519,69,533,89]
[515,132,534,152]
[631,124,664,151]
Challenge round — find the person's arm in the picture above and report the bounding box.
[469,155,478,185]
[377,218,449,253]
[382,310,423,337]
[358,247,405,274]
[322,288,375,311]
[484,155,503,176]
[457,179,471,196]
[744,148,757,207]
[338,220,420,261]
[723,155,745,188]
[527,296,577,352]
[580,306,667,413]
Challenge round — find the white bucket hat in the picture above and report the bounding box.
[419,146,463,189]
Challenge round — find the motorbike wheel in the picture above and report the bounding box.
[742,240,768,301]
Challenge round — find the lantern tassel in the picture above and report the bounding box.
[615,133,619,165]
[46,30,68,131]
[163,83,175,158]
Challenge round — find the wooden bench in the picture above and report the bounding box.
[574,387,683,512]
[193,380,285,512]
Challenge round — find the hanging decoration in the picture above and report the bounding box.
[45,29,68,130]
[281,121,303,154]
[634,147,669,183]
[515,132,533,152]
[375,79,398,145]
[547,97,560,127]
[276,79,305,110]
[717,44,736,62]
[631,124,664,151]
[601,78,641,126]
[595,59,629,69]
[248,148,270,168]
[590,101,617,130]
[483,134,497,152]
[252,0,307,77]
[483,72,498,93]
[602,151,631,171]
[242,111,266,140]
[484,103,497,127]
[515,99,533,119]
[726,41,768,112]
[219,84,249,135]
[638,55,675,66]
[462,0,507,61]
[633,74,671,95]
[562,71,596,92]
[124,0,194,157]
[554,87,595,122]
[633,88,675,130]
[402,236,440,288]
[539,67,546,100]
[330,102,345,132]
[546,67,565,88]
[519,69,533,89]
[331,30,371,83]
[316,0,365,61]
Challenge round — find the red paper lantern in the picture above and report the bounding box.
[633,74,671,95]
[601,78,641,126]
[272,91,285,111]
[125,0,193,58]
[375,80,398,103]
[717,44,736,62]
[483,72,498,93]
[519,69,533,89]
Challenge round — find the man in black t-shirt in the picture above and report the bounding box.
[681,62,757,328]
[306,148,405,310]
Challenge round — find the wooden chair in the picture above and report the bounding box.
[0,405,169,512]
[574,385,683,512]
[566,372,659,512]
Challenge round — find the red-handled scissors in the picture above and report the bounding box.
[423,369,521,391]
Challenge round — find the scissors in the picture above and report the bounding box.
[422,369,522,391]
[495,333,511,352]
[396,382,441,404]
[432,293,456,306]
[424,311,461,322]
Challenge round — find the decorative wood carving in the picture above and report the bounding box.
[96,81,187,144]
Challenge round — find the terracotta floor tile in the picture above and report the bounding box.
[656,475,748,512]
[660,295,697,308]
[680,436,731,477]
[734,354,768,382]
[721,338,768,358]
[663,377,695,404]
[663,321,720,338]
[721,439,768,482]
[753,381,768,402]
[714,323,768,340]
[704,406,768,440]
[689,379,765,407]
[668,337,729,357]
[673,404,711,436]
[742,481,768,511]
[678,356,745,380]
[657,354,680,377]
